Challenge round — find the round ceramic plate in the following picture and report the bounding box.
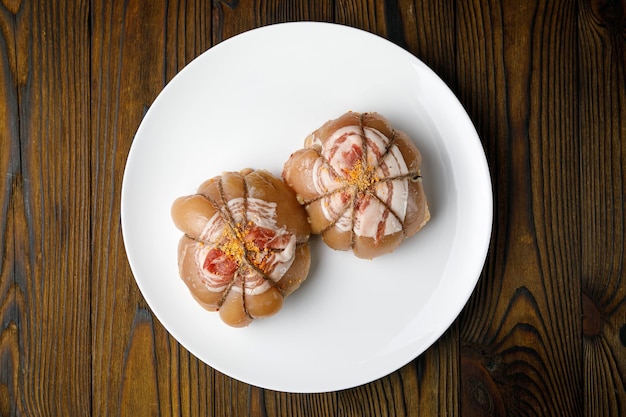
[121,22,492,393]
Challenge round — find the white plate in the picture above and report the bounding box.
[121,22,492,393]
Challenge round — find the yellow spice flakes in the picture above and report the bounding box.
[218,221,269,272]
[219,226,245,263]
[345,159,379,191]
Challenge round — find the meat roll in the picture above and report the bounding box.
[282,111,430,259]
[172,169,311,327]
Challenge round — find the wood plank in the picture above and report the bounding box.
[0,0,22,415]
[90,1,214,416]
[456,0,582,416]
[0,0,92,415]
[578,1,626,416]
[164,0,213,80]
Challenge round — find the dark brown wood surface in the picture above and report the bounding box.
[0,0,624,415]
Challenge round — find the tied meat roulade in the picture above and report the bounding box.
[283,111,430,259]
[171,169,311,327]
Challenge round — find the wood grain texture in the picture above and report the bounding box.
[578,0,626,416]
[0,0,21,414]
[0,0,625,415]
[0,0,92,415]
[395,0,457,83]
[456,0,583,416]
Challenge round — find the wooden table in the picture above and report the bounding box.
[1,0,624,415]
